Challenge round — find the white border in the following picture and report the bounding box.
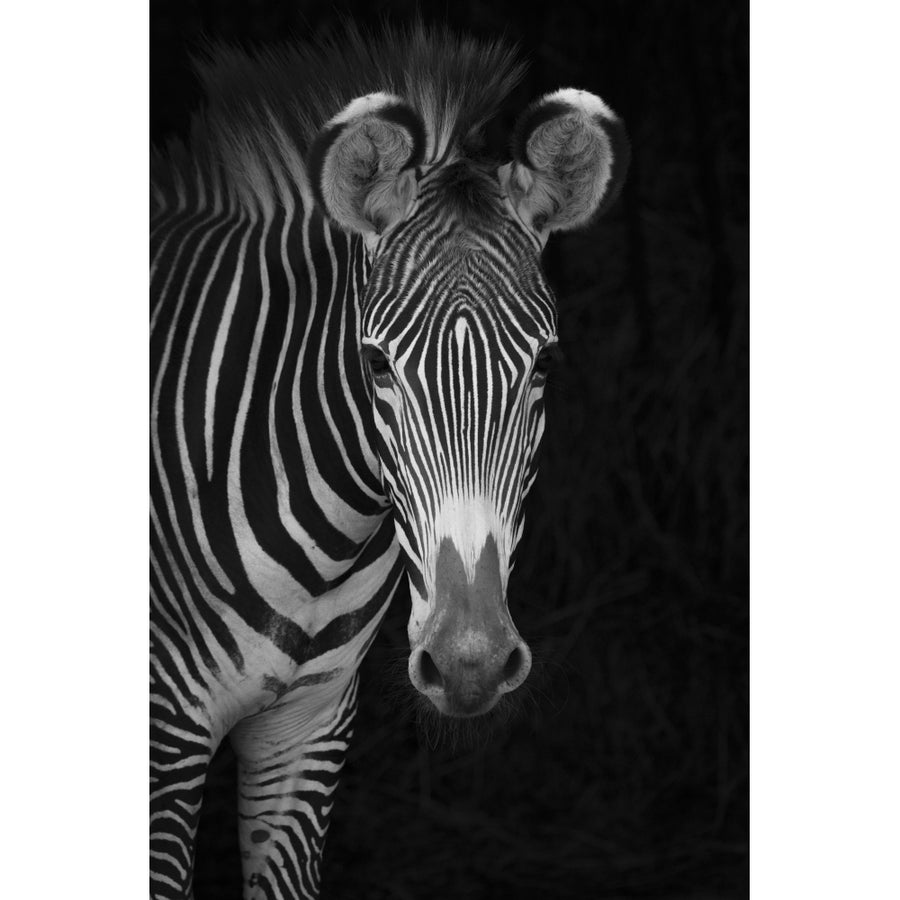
[753,1,900,896]
[1,2,147,894]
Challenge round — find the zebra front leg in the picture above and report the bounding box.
[230,675,359,900]
[150,710,216,899]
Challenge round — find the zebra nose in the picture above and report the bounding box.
[408,638,532,712]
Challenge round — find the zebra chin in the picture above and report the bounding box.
[406,534,533,718]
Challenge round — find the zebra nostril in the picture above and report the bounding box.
[418,649,445,689]
[501,642,532,689]
[503,646,523,681]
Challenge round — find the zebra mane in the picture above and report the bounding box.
[152,22,527,216]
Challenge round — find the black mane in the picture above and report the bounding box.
[152,22,526,214]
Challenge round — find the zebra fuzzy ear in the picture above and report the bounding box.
[307,93,426,237]
[499,89,629,239]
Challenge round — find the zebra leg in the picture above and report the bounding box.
[230,675,359,900]
[150,709,216,899]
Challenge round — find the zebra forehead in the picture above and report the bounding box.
[362,175,556,339]
[371,232,549,307]
[379,296,553,358]
[369,292,555,363]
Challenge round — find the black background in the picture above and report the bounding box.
[151,1,748,897]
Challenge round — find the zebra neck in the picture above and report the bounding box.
[265,202,390,547]
[152,190,391,605]
[233,203,390,572]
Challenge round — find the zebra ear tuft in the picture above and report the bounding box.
[307,93,425,236]
[499,89,629,238]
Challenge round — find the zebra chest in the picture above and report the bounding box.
[231,513,397,613]
[224,527,401,718]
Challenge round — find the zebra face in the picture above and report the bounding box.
[309,87,629,717]
[360,190,556,716]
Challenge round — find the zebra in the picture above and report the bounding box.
[151,23,628,900]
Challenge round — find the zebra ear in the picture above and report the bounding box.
[307,93,426,237]
[498,89,629,240]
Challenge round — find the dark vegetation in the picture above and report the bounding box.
[152,1,748,896]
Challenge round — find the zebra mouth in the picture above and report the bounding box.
[428,689,501,719]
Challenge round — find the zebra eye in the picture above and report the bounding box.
[362,346,392,379]
[534,344,560,377]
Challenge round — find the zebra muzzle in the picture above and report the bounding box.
[408,535,532,716]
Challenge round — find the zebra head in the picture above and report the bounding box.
[310,89,628,717]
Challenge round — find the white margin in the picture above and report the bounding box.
[1,1,147,894]
[753,1,900,896]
